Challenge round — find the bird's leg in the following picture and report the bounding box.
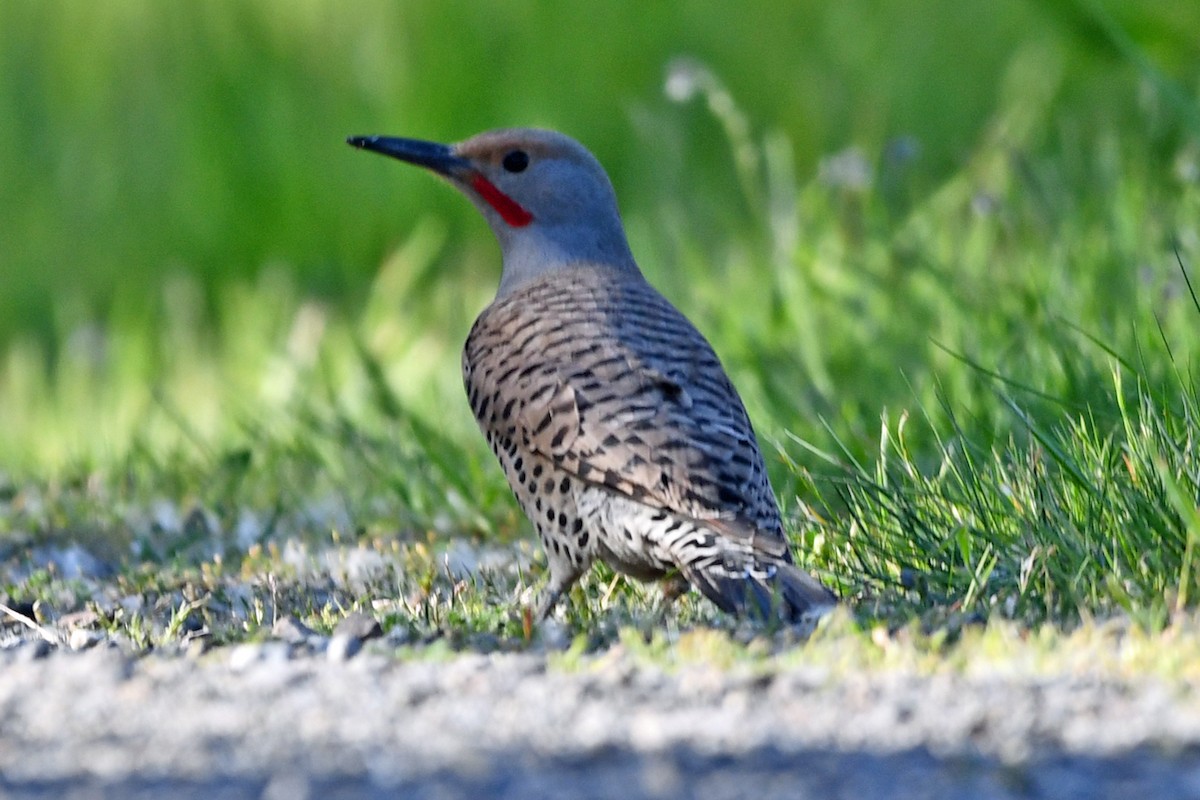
[659,572,691,604]
[651,571,692,621]
[534,561,585,620]
[533,587,562,620]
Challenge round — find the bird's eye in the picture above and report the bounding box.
[502,150,530,173]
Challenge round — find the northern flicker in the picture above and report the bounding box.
[348,128,836,623]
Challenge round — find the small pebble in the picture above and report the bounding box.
[333,611,383,642]
[185,635,213,659]
[16,638,54,662]
[68,628,102,651]
[59,610,101,629]
[228,642,292,671]
[273,615,319,644]
[32,599,56,624]
[326,634,362,662]
[538,619,571,651]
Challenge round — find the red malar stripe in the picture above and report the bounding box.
[471,174,533,227]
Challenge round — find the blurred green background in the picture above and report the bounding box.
[2,0,1200,622]
[1,0,1198,471]
[3,0,1195,337]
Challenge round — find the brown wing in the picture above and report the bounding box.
[463,266,786,546]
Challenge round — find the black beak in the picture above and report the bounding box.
[346,135,469,177]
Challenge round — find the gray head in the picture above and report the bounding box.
[349,128,640,297]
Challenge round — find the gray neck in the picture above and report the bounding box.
[493,221,641,298]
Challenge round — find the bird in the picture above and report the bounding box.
[347,127,836,624]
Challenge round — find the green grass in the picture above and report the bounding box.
[2,1,1200,652]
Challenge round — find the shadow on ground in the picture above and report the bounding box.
[5,744,1199,800]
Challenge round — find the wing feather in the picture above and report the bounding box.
[464,267,786,547]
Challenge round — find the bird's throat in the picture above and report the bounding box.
[471,174,534,228]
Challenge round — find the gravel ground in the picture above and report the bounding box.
[3,633,1200,799]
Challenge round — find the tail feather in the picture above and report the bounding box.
[773,561,839,620]
[680,557,837,623]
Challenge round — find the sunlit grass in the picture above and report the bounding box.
[2,2,1200,643]
[4,101,1198,631]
